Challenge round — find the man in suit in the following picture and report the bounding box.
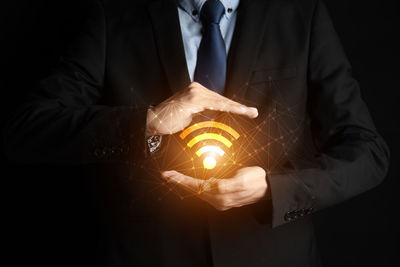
[4,0,390,266]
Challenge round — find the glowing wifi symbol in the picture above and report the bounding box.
[179,121,240,170]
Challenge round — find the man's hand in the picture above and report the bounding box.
[161,166,268,211]
[146,82,258,136]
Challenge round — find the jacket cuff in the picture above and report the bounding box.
[268,172,316,228]
[88,107,148,164]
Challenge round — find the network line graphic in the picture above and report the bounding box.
[129,78,310,203]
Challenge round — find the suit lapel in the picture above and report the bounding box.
[225,0,271,99]
[148,0,190,94]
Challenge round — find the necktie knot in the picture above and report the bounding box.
[200,0,225,25]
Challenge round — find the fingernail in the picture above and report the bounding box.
[161,170,174,178]
[249,107,258,117]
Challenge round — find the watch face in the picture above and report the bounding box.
[147,135,162,153]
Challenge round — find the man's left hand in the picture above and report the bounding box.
[161,166,268,211]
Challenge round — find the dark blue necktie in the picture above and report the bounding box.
[194,0,226,94]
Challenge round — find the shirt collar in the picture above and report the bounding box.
[177,0,240,22]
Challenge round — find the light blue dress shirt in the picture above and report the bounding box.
[177,0,240,81]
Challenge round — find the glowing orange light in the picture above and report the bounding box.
[187,133,232,148]
[180,121,240,169]
[203,156,217,169]
[179,121,240,140]
[195,145,225,157]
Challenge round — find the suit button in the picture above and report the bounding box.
[110,146,121,155]
[284,212,292,221]
[305,208,313,215]
[121,145,129,153]
[94,148,106,158]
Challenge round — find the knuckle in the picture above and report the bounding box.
[188,84,200,93]
[189,81,201,87]
[234,104,246,113]
[187,87,201,100]
[186,93,197,102]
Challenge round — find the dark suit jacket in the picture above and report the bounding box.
[4,0,390,266]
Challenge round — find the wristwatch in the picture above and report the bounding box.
[147,135,162,154]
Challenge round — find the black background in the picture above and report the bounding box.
[1,0,399,266]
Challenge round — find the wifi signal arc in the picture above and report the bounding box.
[179,120,240,170]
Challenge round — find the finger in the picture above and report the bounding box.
[197,192,231,210]
[161,171,241,211]
[161,171,247,195]
[161,170,205,194]
[208,167,262,194]
[183,82,258,118]
[209,176,247,194]
[207,94,258,118]
[215,167,267,196]
[161,171,226,208]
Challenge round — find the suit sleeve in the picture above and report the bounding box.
[3,0,147,164]
[267,0,390,227]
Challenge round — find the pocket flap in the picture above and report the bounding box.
[250,66,297,84]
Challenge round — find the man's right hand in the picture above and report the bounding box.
[146,82,258,136]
